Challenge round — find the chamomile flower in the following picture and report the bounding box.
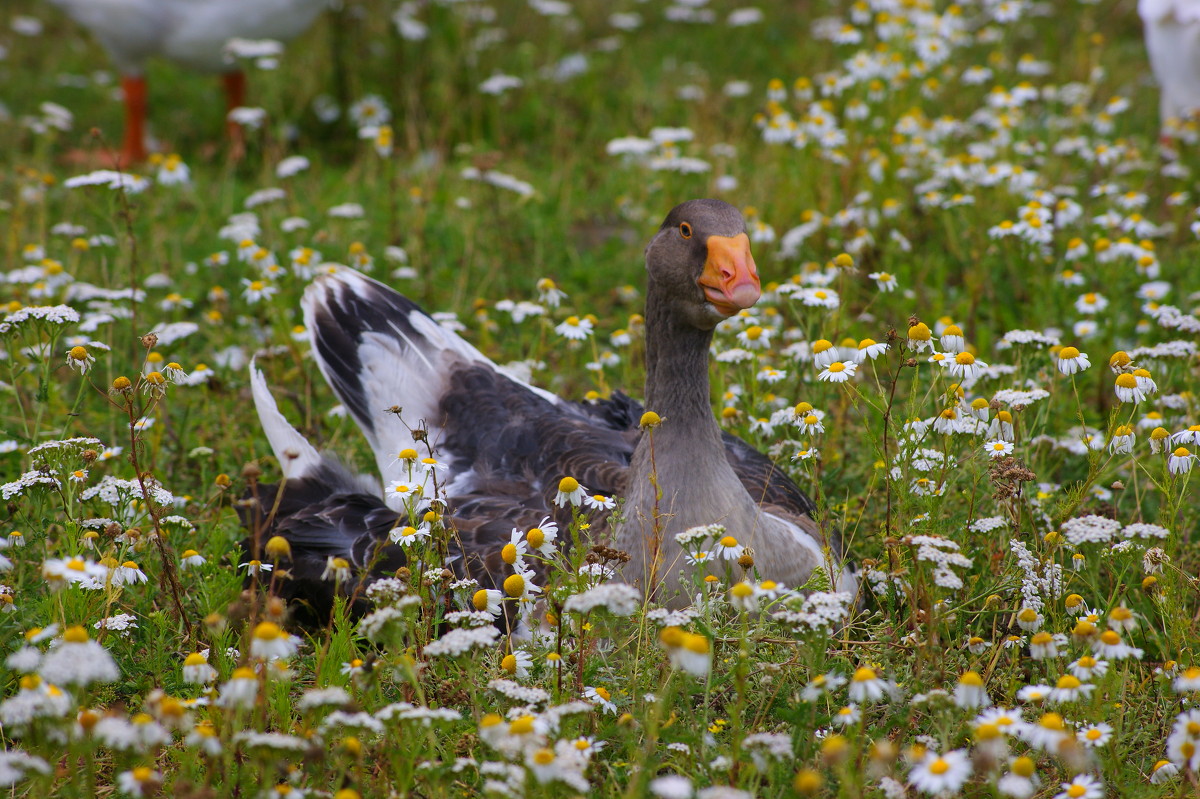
[66,345,95,373]
[811,339,837,368]
[908,749,971,795]
[584,493,616,511]
[555,316,594,340]
[1074,292,1108,314]
[984,439,1014,458]
[818,361,857,383]
[1076,722,1113,747]
[939,325,966,354]
[1113,373,1144,404]
[713,535,745,561]
[525,517,559,555]
[848,667,888,702]
[832,704,861,726]
[1055,346,1090,375]
[250,622,298,661]
[182,652,217,684]
[1168,447,1194,475]
[1047,674,1093,703]
[1053,773,1103,799]
[737,325,772,349]
[907,322,933,351]
[947,351,986,380]
[801,671,847,701]
[997,756,1039,798]
[583,686,617,713]
[954,671,990,709]
[554,477,587,507]
[855,338,888,362]
[1068,656,1108,680]
[868,271,898,292]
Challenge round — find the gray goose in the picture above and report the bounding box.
[243,199,852,623]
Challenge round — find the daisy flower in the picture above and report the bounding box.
[182,652,217,684]
[796,413,825,435]
[907,322,933,351]
[801,671,847,701]
[855,338,888,362]
[868,271,898,292]
[939,324,965,354]
[1168,447,1194,475]
[713,535,745,560]
[811,339,837,368]
[1053,773,1103,799]
[1055,346,1090,375]
[818,361,857,383]
[583,686,617,713]
[1068,656,1108,680]
[1151,759,1180,784]
[997,756,1039,798]
[737,325,771,349]
[1073,292,1108,314]
[848,667,888,702]
[1028,632,1058,659]
[947,351,986,380]
[908,749,971,795]
[471,588,502,617]
[66,345,95,373]
[555,316,593,340]
[1047,674,1093,703]
[1113,373,1144,404]
[554,476,587,506]
[241,278,277,304]
[250,622,299,660]
[953,671,990,709]
[832,704,861,727]
[984,439,1014,458]
[1076,722,1113,748]
[1020,712,1069,751]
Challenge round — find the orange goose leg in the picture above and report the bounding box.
[120,75,149,165]
[223,70,247,160]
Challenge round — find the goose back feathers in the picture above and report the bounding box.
[242,200,853,623]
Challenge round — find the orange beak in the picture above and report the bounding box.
[698,233,761,316]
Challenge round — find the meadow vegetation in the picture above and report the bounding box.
[0,0,1198,795]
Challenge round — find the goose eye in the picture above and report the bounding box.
[679,222,692,239]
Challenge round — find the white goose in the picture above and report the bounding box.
[48,0,329,163]
[245,200,854,623]
[1140,0,1200,131]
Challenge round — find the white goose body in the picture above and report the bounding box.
[48,0,329,74]
[48,0,328,163]
[247,200,855,620]
[1140,0,1200,127]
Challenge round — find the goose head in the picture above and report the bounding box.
[644,199,762,330]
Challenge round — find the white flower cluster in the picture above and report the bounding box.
[969,516,1008,533]
[488,679,551,706]
[561,582,641,616]
[1009,539,1062,612]
[1,471,61,501]
[376,703,460,725]
[674,524,725,548]
[1123,522,1170,540]
[644,607,700,627]
[358,597,420,641]
[990,388,1051,407]
[423,625,500,657]
[772,591,854,635]
[81,476,178,511]
[910,535,973,590]
[1061,515,1123,546]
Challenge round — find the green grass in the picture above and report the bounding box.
[1,0,1198,796]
